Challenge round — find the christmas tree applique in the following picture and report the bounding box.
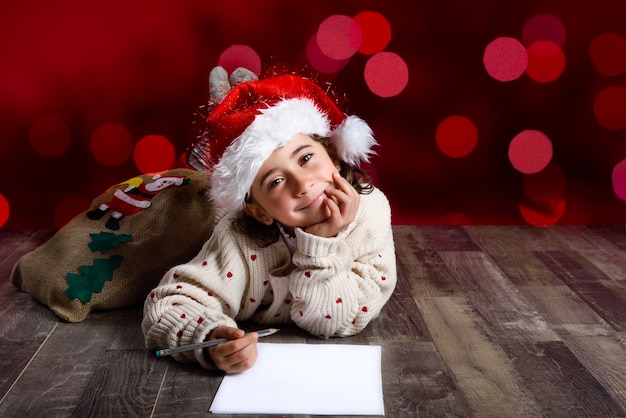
[88,231,131,254]
[65,255,123,303]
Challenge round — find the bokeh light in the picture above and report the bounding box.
[590,32,626,76]
[593,86,626,130]
[306,34,350,74]
[508,130,553,174]
[0,194,9,228]
[522,14,566,48]
[519,197,565,226]
[526,41,565,83]
[316,15,362,60]
[54,196,90,229]
[613,160,626,201]
[523,162,567,205]
[90,123,134,167]
[218,45,262,75]
[364,52,409,97]
[28,114,72,158]
[353,11,391,55]
[483,37,528,82]
[133,134,176,174]
[435,116,478,158]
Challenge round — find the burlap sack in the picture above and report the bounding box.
[10,168,216,322]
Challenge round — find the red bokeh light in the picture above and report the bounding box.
[0,194,9,228]
[436,116,478,158]
[53,196,90,229]
[28,115,72,158]
[593,86,626,130]
[526,41,565,83]
[483,37,528,82]
[519,197,565,226]
[133,135,176,174]
[353,11,392,55]
[590,32,626,76]
[523,163,567,205]
[363,52,409,97]
[90,123,134,167]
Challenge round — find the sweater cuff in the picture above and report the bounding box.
[294,227,342,257]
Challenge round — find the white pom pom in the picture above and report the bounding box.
[331,115,378,166]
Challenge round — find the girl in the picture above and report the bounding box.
[142,68,397,373]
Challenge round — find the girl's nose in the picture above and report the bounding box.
[292,174,312,196]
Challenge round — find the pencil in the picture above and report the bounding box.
[155,328,279,357]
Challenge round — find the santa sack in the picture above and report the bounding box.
[10,168,216,322]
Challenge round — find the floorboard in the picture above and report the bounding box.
[0,225,625,417]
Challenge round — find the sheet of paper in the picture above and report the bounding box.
[209,343,384,416]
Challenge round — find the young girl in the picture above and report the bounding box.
[142,68,397,373]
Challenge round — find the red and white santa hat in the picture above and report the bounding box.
[206,73,377,211]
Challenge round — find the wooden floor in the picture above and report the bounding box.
[1,225,625,417]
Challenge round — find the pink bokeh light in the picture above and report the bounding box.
[316,15,362,60]
[218,45,262,75]
[483,37,528,82]
[522,14,566,48]
[364,52,409,97]
[508,130,553,174]
[613,160,626,201]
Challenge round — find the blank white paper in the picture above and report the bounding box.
[209,343,384,416]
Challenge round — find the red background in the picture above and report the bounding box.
[0,0,624,228]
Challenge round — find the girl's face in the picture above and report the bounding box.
[246,134,339,230]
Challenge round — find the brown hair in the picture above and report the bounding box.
[233,134,373,246]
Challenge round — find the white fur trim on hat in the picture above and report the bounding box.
[210,97,376,211]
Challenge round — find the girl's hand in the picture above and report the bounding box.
[304,172,360,238]
[206,326,259,373]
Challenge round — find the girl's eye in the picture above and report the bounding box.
[268,177,283,190]
[300,153,313,165]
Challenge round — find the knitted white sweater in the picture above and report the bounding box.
[142,187,397,369]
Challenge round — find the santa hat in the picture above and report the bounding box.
[206,73,377,211]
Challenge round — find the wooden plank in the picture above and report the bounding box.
[464,226,565,287]
[414,296,543,417]
[550,225,625,251]
[151,362,224,417]
[0,308,165,417]
[419,225,481,252]
[438,251,559,342]
[0,229,60,400]
[518,285,613,334]
[535,251,626,331]
[500,340,626,417]
[393,226,465,297]
[547,226,626,282]
[559,333,626,414]
[381,341,471,417]
[587,224,626,251]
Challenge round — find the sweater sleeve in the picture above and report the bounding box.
[288,188,397,338]
[141,214,248,369]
